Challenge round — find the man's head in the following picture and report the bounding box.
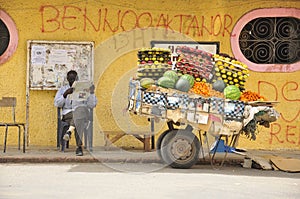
[67,70,78,86]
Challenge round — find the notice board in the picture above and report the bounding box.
[27,40,94,90]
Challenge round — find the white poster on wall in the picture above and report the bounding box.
[31,46,46,65]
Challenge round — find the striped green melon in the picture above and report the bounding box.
[180,74,195,87]
[163,70,179,82]
[224,85,241,100]
[175,78,191,92]
[140,78,155,89]
[158,76,176,88]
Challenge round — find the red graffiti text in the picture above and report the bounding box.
[258,80,300,146]
[40,5,233,37]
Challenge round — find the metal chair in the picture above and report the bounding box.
[0,97,26,153]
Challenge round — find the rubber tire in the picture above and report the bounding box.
[161,129,200,169]
[156,129,174,160]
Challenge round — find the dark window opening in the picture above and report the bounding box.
[239,17,300,64]
[0,19,10,56]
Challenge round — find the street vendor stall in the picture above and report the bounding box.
[128,46,280,169]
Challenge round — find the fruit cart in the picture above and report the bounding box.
[127,47,279,169]
[128,79,279,169]
[129,79,244,168]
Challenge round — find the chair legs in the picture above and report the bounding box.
[83,127,93,151]
[22,125,25,153]
[3,124,25,153]
[3,125,8,153]
[58,123,92,152]
[18,125,21,150]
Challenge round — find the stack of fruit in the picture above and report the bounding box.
[175,46,214,82]
[136,48,172,80]
[240,90,267,102]
[191,81,224,98]
[212,54,249,91]
[140,69,195,93]
[157,70,195,93]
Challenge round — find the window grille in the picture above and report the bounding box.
[239,17,300,64]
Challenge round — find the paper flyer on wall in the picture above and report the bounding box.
[70,81,92,101]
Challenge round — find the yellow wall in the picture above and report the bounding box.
[0,0,299,150]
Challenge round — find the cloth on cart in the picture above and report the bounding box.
[224,100,245,121]
[243,105,280,126]
[143,91,167,106]
[210,98,245,121]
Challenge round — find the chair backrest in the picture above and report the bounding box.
[0,97,17,123]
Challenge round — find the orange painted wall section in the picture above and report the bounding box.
[0,0,299,150]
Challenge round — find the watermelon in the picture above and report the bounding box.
[224,85,241,100]
[175,78,191,92]
[140,78,155,89]
[212,80,226,92]
[180,74,194,87]
[158,76,176,88]
[163,70,179,82]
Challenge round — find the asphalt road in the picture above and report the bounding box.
[0,163,299,199]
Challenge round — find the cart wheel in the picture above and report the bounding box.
[156,129,178,160]
[161,129,200,169]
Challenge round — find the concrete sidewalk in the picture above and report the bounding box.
[1,146,300,167]
[0,146,161,164]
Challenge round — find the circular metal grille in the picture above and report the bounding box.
[239,17,300,64]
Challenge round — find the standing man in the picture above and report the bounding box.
[54,70,97,156]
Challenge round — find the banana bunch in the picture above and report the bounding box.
[212,54,249,90]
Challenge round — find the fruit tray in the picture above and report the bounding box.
[175,46,215,82]
[136,69,172,80]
